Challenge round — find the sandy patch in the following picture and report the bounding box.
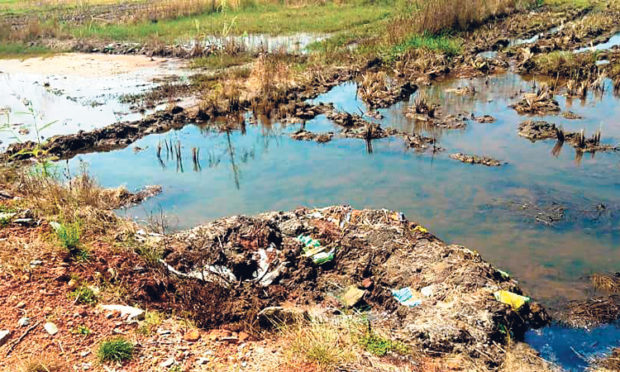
[0,53,182,78]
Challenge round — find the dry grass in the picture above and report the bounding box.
[17,354,67,372]
[591,273,620,294]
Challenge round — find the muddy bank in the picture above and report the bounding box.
[137,206,552,367]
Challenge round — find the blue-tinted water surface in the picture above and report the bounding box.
[63,73,620,306]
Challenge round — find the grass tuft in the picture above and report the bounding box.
[98,338,134,363]
[70,285,97,305]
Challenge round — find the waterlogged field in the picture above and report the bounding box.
[64,72,620,305]
[1,0,619,370]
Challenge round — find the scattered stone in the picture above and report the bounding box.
[16,301,25,308]
[100,304,145,321]
[362,278,374,289]
[80,351,91,357]
[197,357,209,365]
[238,331,250,343]
[44,322,58,335]
[0,330,10,346]
[183,329,201,342]
[29,259,43,268]
[342,285,365,307]
[450,153,505,167]
[18,317,30,327]
[160,358,175,368]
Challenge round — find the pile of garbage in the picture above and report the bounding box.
[158,206,549,366]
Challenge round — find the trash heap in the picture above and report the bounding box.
[160,206,549,366]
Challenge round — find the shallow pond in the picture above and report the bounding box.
[63,72,620,308]
[526,322,620,371]
[0,53,187,151]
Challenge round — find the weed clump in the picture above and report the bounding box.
[52,221,81,251]
[98,338,134,363]
[359,332,410,356]
[70,285,97,305]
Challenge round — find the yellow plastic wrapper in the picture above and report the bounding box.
[494,290,530,311]
[413,225,428,234]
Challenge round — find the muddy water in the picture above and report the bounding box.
[575,32,620,53]
[193,33,329,53]
[0,53,187,151]
[63,73,619,307]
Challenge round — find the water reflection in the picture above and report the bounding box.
[64,72,620,306]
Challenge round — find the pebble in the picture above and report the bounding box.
[18,317,30,327]
[100,304,145,321]
[44,322,58,335]
[160,358,175,368]
[183,329,201,342]
[197,357,209,365]
[16,301,26,308]
[0,330,11,346]
[81,351,91,357]
[82,362,92,370]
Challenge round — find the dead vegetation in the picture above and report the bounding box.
[511,83,560,114]
[449,153,505,167]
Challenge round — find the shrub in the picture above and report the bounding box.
[52,221,81,250]
[98,338,134,363]
[70,285,97,305]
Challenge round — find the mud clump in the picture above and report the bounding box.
[519,120,619,153]
[290,129,333,143]
[475,115,496,124]
[518,120,560,141]
[357,72,417,109]
[450,153,505,167]
[510,84,560,114]
[157,206,549,366]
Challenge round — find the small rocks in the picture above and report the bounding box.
[100,304,145,321]
[0,330,10,346]
[44,322,59,335]
[18,317,30,327]
[160,358,175,368]
[342,285,365,307]
[450,153,505,167]
[183,329,201,342]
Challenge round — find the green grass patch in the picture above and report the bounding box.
[0,43,53,59]
[392,34,462,56]
[98,338,134,363]
[359,332,410,356]
[69,3,393,43]
[53,221,81,251]
[70,285,97,305]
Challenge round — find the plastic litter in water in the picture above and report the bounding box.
[494,290,530,311]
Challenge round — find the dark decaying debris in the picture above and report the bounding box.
[357,73,418,109]
[449,153,505,167]
[405,95,469,130]
[475,115,496,124]
[290,129,333,143]
[592,347,620,371]
[560,295,620,328]
[518,120,620,153]
[510,84,560,114]
[141,206,550,367]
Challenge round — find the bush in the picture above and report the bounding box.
[98,338,134,363]
[52,221,81,250]
[70,286,97,305]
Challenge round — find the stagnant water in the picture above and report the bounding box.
[64,72,620,304]
[57,71,618,369]
[0,54,187,151]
